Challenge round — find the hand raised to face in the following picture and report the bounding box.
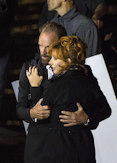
[26,66,43,87]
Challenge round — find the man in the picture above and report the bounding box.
[38,0,105,28]
[47,0,100,58]
[17,22,111,131]
[17,22,89,130]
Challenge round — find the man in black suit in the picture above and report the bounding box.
[17,22,89,132]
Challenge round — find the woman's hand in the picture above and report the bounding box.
[26,66,43,87]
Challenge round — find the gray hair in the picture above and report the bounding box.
[39,22,67,39]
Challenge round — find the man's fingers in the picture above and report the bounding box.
[37,111,50,119]
[60,116,81,124]
[63,123,76,127]
[61,110,73,116]
[59,114,70,119]
[38,114,50,118]
[39,110,50,115]
[60,118,73,123]
[37,98,43,105]
[39,76,43,80]
[76,102,80,108]
[76,102,83,111]
[38,115,50,120]
[60,111,75,121]
[41,105,50,110]
[37,99,50,109]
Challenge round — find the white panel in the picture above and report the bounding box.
[11,80,29,135]
[86,54,117,163]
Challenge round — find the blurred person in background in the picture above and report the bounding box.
[92,0,117,28]
[38,0,105,28]
[47,0,100,57]
[102,31,117,65]
[38,0,117,65]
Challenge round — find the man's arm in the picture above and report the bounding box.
[59,66,111,129]
[16,63,50,122]
[16,63,32,122]
[59,103,89,127]
[75,17,100,57]
[84,25,100,57]
[30,98,50,120]
[59,95,111,130]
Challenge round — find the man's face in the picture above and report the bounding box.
[38,32,58,65]
[47,0,62,11]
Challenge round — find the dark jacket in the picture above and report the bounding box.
[17,59,111,128]
[24,65,111,163]
[30,65,111,127]
[16,57,47,123]
[51,6,100,58]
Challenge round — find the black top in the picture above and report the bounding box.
[23,65,111,163]
[16,57,47,123]
[30,65,111,128]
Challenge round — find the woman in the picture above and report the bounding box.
[26,36,111,163]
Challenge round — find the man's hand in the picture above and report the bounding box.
[30,98,50,120]
[59,103,88,127]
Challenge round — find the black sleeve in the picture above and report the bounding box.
[30,87,43,106]
[16,63,33,123]
[87,88,111,129]
[82,68,111,129]
[16,60,44,122]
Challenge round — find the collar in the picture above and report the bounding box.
[55,6,80,20]
[46,65,54,79]
[49,65,87,81]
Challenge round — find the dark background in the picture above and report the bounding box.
[0,0,117,162]
[0,0,45,162]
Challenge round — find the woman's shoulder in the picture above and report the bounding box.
[68,65,94,79]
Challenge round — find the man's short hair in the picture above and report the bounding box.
[39,22,67,39]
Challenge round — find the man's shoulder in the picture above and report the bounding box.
[65,6,96,29]
[71,12,95,27]
[51,6,95,28]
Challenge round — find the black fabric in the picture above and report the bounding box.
[42,65,111,125]
[24,65,111,163]
[16,57,47,122]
